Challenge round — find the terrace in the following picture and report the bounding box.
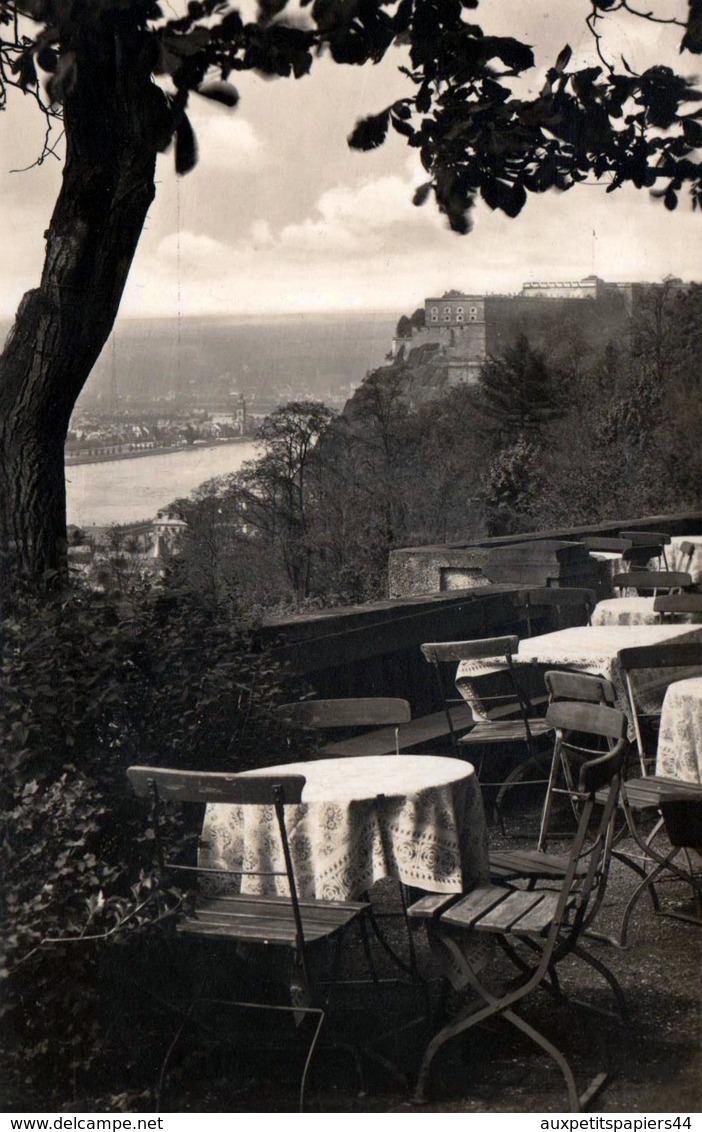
[5,508,702,1115]
[167,509,702,1112]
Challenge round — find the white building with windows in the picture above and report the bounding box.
[394,291,487,384]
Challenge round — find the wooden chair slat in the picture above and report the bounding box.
[195,898,363,927]
[612,570,691,593]
[406,893,460,919]
[475,889,547,932]
[458,717,552,743]
[442,885,512,929]
[653,593,702,615]
[512,891,565,934]
[620,530,672,545]
[205,894,366,914]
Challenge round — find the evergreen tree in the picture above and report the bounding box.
[478,335,565,440]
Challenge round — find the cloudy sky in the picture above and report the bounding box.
[0,0,699,320]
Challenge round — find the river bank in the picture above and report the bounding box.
[65,435,253,467]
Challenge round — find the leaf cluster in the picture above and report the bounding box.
[0,578,302,1092]
[4,0,702,217]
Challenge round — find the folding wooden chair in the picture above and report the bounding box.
[490,671,618,879]
[127,766,371,1111]
[274,698,411,757]
[603,643,702,944]
[617,642,702,775]
[520,588,595,634]
[620,530,671,569]
[583,536,632,555]
[273,698,421,976]
[409,700,629,1113]
[420,637,553,821]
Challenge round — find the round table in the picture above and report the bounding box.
[591,597,660,626]
[656,676,702,784]
[200,754,489,901]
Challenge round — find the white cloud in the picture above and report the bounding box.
[274,170,442,256]
[190,114,266,172]
[154,230,234,276]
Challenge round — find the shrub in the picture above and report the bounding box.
[0,579,303,1106]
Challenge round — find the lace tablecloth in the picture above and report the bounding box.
[455,623,702,730]
[668,535,702,585]
[591,597,659,627]
[200,755,489,901]
[656,676,702,784]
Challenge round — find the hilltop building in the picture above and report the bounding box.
[391,275,681,385]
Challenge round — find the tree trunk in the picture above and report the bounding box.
[0,14,169,588]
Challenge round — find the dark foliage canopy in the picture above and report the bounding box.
[2,1,702,225]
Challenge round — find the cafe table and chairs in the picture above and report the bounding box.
[199,752,491,1012]
[455,623,702,739]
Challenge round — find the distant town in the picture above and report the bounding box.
[65,274,688,465]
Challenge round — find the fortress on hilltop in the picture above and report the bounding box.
[391,275,680,385]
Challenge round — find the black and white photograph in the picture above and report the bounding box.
[1,0,702,1117]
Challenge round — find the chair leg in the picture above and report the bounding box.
[502,1006,581,1113]
[298,1007,326,1113]
[495,747,553,830]
[570,944,630,1025]
[156,1000,196,1112]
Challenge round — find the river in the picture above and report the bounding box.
[66,440,259,527]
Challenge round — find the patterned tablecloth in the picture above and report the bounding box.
[591,597,660,627]
[668,535,702,585]
[200,754,489,902]
[656,676,702,784]
[455,623,702,731]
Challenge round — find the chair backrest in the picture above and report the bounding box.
[678,540,696,566]
[546,700,627,788]
[612,570,691,594]
[618,643,702,774]
[275,698,411,729]
[617,642,702,671]
[544,669,617,706]
[420,636,518,664]
[538,673,621,848]
[127,766,306,804]
[620,530,672,546]
[621,545,664,570]
[127,766,309,950]
[421,636,520,745]
[274,698,411,758]
[519,589,595,635]
[541,701,628,933]
[653,592,702,617]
